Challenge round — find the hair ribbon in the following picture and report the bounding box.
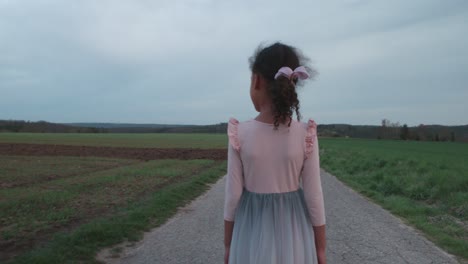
[274,66,309,81]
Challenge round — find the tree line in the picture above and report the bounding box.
[0,120,226,134]
[378,118,460,142]
[1,119,466,142]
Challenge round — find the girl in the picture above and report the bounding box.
[224,42,327,264]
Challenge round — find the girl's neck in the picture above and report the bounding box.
[255,112,275,124]
[255,110,292,125]
[254,102,275,124]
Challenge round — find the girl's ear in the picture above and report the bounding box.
[252,73,263,91]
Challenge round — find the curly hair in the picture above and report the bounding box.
[248,42,316,129]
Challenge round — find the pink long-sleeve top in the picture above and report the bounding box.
[224,117,326,226]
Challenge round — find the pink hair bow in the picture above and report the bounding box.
[274,66,310,81]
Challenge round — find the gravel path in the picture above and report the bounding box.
[97,170,461,264]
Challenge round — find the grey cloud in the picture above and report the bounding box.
[0,0,467,125]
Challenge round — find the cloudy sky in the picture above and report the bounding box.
[1,0,467,126]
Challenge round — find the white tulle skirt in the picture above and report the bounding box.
[229,188,318,264]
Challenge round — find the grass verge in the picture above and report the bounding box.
[320,138,467,261]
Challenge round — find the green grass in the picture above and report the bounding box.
[0,156,227,263]
[0,133,228,149]
[319,138,468,261]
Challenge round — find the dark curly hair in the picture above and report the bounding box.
[249,42,316,129]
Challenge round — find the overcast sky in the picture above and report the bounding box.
[1,0,467,126]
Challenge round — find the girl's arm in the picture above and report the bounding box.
[302,120,327,261]
[224,118,244,262]
[224,220,234,247]
[224,119,244,222]
[313,225,327,264]
[223,141,243,239]
[224,220,234,264]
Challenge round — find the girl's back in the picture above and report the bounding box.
[225,116,325,225]
[229,118,312,193]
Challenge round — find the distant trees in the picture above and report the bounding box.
[0,120,107,133]
[0,120,229,134]
[378,119,462,142]
[432,128,454,142]
[415,124,427,141]
[379,118,401,139]
[400,124,409,140]
[1,119,465,142]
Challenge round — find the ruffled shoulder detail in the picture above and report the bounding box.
[227,117,240,151]
[305,118,317,159]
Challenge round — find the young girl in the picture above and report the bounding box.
[224,42,327,264]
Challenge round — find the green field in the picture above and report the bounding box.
[0,132,228,149]
[320,138,468,260]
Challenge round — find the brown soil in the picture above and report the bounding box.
[0,143,227,161]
